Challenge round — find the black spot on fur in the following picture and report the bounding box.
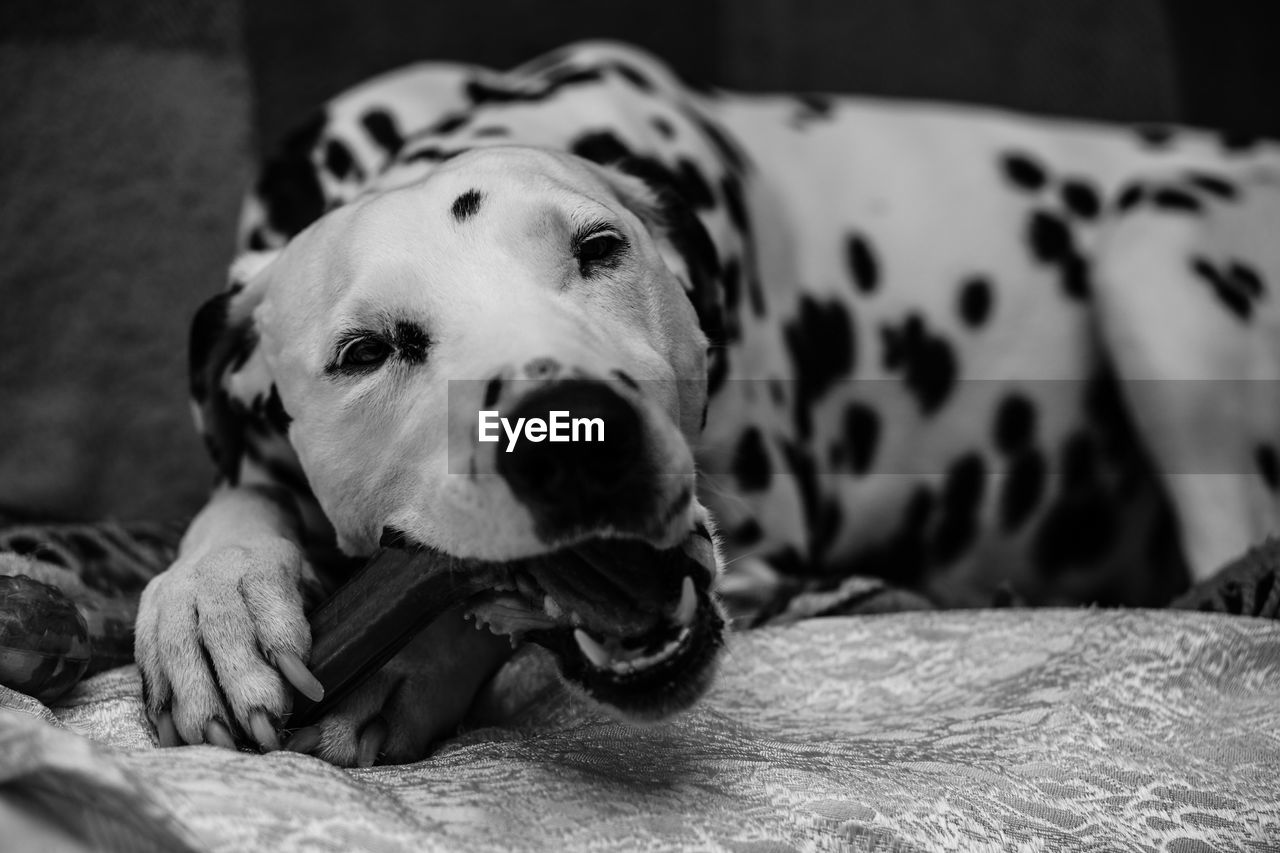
[189,291,259,482]
[611,370,639,391]
[931,453,986,564]
[323,139,358,181]
[721,258,742,315]
[846,233,879,294]
[1033,432,1117,573]
[612,62,654,91]
[614,157,726,391]
[263,385,292,433]
[394,321,431,364]
[957,276,993,328]
[256,111,326,237]
[1083,366,1143,494]
[880,314,957,416]
[1136,125,1175,148]
[944,453,987,512]
[1152,187,1203,214]
[720,258,742,341]
[785,297,856,437]
[402,147,464,164]
[1001,447,1046,533]
[472,126,510,138]
[720,173,749,235]
[571,131,634,165]
[1257,445,1279,492]
[189,292,232,404]
[1060,179,1101,219]
[543,66,606,90]
[451,189,483,221]
[651,116,676,138]
[993,394,1037,456]
[673,158,715,209]
[483,377,503,408]
[432,113,470,134]
[1028,210,1073,263]
[1227,261,1267,298]
[1115,182,1146,212]
[1221,130,1259,153]
[691,112,748,174]
[1186,172,1239,201]
[464,79,537,105]
[746,268,767,318]
[1061,254,1092,301]
[843,402,881,475]
[732,428,771,491]
[1000,151,1048,191]
[1192,256,1262,322]
[246,228,269,251]
[1027,210,1089,300]
[361,109,405,155]
[793,94,834,126]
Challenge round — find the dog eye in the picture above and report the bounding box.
[336,336,393,369]
[574,230,626,275]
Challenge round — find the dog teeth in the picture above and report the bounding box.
[610,627,692,672]
[543,595,563,619]
[574,629,612,667]
[673,576,697,625]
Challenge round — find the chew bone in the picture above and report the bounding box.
[291,546,503,726]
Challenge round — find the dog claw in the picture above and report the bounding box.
[674,577,697,625]
[154,710,181,748]
[283,725,322,754]
[249,710,281,752]
[205,718,237,750]
[356,717,388,768]
[274,650,325,702]
[574,628,611,667]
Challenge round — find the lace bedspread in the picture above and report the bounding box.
[3,608,1279,852]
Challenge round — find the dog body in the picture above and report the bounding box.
[136,43,1280,764]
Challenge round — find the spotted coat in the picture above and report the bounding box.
[222,41,1280,623]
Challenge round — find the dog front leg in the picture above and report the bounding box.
[135,482,323,750]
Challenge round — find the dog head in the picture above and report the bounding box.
[192,147,727,717]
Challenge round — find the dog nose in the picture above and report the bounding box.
[496,379,646,521]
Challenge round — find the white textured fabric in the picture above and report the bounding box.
[3,609,1279,852]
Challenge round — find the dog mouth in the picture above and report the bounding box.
[461,527,724,719]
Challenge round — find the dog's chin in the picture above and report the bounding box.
[462,529,725,720]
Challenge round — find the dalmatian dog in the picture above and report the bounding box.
[136,42,1280,765]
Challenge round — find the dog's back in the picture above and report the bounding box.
[239,40,1280,616]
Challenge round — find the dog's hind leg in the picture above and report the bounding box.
[1093,161,1280,582]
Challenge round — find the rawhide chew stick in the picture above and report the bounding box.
[292,546,500,726]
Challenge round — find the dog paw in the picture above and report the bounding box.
[282,609,514,767]
[135,538,321,751]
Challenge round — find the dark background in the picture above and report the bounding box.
[1,0,1276,523]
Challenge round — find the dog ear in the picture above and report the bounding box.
[189,250,282,484]
[598,159,728,394]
